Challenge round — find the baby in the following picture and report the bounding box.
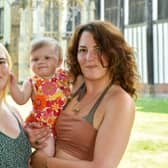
[10,37,71,156]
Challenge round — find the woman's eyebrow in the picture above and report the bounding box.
[78,45,86,48]
[78,44,98,48]
[0,58,6,60]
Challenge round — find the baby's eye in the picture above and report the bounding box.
[45,56,51,60]
[31,58,39,62]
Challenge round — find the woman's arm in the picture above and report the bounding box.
[31,88,135,168]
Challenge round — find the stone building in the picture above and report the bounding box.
[0,0,95,82]
[0,0,20,78]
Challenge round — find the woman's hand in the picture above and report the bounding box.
[24,122,52,149]
[30,151,48,168]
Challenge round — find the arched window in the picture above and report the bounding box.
[44,0,59,32]
[66,1,81,33]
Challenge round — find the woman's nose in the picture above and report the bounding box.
[86,49,96,61]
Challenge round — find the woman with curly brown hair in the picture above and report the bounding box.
[29,20,139,168]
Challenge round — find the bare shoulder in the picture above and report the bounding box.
[105,84,135,117]
[8,104,23,123]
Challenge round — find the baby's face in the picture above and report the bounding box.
[30,45,60,79]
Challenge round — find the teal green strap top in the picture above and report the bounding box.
[66,81,113,124]
[84,81,112,124]
[0,114,32,168]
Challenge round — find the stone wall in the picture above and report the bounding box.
[9,4,20,79]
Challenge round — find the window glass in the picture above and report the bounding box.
[158,0,168,19]
[129,0,145,24]
[104,0,119,26]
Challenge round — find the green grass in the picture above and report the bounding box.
[119,97,168,168]
[136,97,168,113]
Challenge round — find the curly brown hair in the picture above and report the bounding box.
[66,20,139,98]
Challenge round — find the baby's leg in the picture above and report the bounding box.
[40,133,55,157]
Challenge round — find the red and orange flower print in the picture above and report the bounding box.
[25,69,71,134]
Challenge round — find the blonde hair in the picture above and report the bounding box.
[0,43,12,103]
[30,37,62,61]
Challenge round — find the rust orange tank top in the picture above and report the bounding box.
[56,82,112,160]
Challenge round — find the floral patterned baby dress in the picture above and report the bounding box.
[25,69,71,135]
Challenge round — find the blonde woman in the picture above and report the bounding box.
[0,43,32,168]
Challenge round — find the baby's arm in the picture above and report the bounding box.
[9,73,32,105]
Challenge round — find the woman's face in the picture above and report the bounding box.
[77,31,109,81]
[0,50,9,91]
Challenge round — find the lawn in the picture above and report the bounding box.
[119,96,168,168]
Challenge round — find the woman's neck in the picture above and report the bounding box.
[84,77,112,95]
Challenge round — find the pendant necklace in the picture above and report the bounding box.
[72,83,86,113]
[72,80,113,113]
[73,102,80,113]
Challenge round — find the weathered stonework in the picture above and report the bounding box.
[9,4,20,79]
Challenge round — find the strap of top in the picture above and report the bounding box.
[12,112,22,129]
[63,81,113,124]
[84,81,113,124]
[63,82,85,110]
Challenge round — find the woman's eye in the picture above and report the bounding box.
[0,59,7,64]
[94,47,102,55]
[78,48,87,54]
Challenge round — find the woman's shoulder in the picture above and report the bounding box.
[105,84,135,114]
[108,84,132,99]
[7,103,23,124]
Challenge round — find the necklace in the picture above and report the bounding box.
[72,93,100,113]
[73,102,80,113]
[72,81,113,113]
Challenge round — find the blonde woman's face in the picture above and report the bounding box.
[0,50,9,91]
